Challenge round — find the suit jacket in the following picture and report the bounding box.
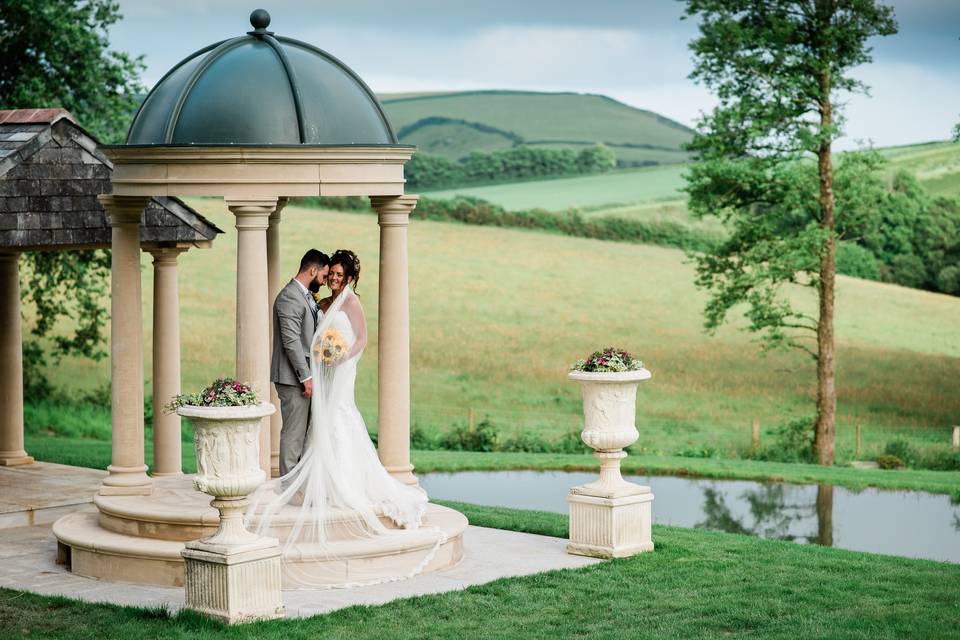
[271,279,318,386]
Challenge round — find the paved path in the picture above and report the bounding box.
[0,462,104,529]
[0,522,602,618]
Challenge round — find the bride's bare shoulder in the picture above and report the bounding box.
[318,296,334,313]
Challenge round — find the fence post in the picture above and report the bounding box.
[855,423,862,459]
[952,426,959,450]
[751,419,760,450]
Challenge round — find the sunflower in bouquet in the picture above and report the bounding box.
[313,327,348,366]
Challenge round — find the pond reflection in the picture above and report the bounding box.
[696,483,835,546]
[419,471,960,563]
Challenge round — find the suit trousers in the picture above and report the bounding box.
[276,382,311,477]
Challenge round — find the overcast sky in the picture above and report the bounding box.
[111,1,960,149]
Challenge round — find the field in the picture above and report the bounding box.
[380,90,693,165]
[423,164,688,210]
[424,141,960,212]
[42,199,960,461]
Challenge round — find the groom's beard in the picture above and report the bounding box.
[308,279,321,294]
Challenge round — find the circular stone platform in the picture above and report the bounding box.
[52,475,467,588]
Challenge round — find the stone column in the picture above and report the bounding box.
[0,253,33,466]
[149,247,186,476]
[226,198,278,476]
[266,199,286,478]
[98,195,152,495]
[370,195,418,486]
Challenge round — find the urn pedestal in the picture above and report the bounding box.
[176,403,284,624]
[566,369,655,559]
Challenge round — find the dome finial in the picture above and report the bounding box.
[249,9,272,35]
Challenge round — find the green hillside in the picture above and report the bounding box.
[46,201,960,461]
[423,141,960,217]
[379,90,693,166]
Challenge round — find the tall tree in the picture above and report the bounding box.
[683,0,897,465]
[0,0,143,395]
[0,0,143,143]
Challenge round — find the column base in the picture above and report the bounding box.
[567,484,654,559]
[182,537,284,625]
[384,463,418,486]
[99,464,153,496]
[0,452,34,466]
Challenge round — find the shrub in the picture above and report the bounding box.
[836,242,881,280]
[440,417,499,452]
[677,446,720,459]
[936,265,960,295]
[876,454,904,470]
[883,438,917,467]
[888,254,928,289]
[749,416,815,463]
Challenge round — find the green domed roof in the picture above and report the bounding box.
[127,10,397,146]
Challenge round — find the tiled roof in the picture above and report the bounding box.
[0,109,76,126]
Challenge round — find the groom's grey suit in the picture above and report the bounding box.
[271,279,318,476]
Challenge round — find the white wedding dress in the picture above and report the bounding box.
[246,284,443,588]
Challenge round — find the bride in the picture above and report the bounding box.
[246,249,438,587]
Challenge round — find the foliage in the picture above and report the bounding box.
[0,0,144,144]
[303,195,721,253]
[570,347,644,373]
[165,379,259,412]
[683,0,898,465]
[405,144,617,190]
[749,416,816,463]
[877,454,904,470]
[2,1,144,394]
[439,417,499,452]
[835,241,882,280]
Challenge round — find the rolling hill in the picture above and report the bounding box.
[379,90,694,167]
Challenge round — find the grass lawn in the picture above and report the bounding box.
[2,501,958,639]
[24,435,960,498]
[35,199,960,464]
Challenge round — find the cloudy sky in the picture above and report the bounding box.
[112,1,959,149]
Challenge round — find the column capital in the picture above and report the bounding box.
[371,195,419,227]
[98,195,150,226]
[148,246,187,266]
[226,197,279,231]
[270,197,288,223]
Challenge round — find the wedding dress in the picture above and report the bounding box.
[246,284,444,588]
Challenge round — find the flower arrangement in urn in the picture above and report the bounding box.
[570,347,644,373]
[170,378,275,549]
[165,377,259,411]
[566,349,655,558]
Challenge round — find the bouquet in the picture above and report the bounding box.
[570,347,644,373]
[314,328,348,366]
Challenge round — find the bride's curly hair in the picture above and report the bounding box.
[330,249,361,292]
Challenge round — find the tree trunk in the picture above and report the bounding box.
[815,484,834,546]
[814,68,837,466]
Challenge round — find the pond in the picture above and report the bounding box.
[419,471,960,563]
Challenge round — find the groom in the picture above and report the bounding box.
[272,249,330,476]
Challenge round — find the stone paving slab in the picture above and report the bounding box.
[0,462,105,528]
[0,522,602,618]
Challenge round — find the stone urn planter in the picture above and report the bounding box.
[566,368,655,558]
[176,402,284,623]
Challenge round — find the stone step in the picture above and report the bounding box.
[53,503,467,588]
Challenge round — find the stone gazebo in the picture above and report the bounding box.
[52,11,466,586]
[0,108,222,475]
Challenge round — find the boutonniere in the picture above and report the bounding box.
[312,291,323,304]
